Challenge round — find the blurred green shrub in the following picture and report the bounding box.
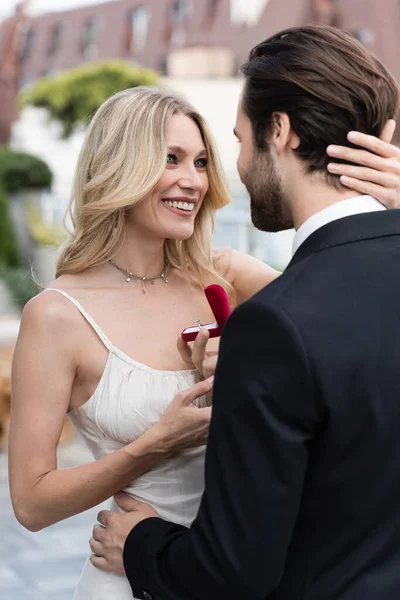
[0,148,55,309]
[0,183,19,269]
[0,146,53,193]
[0,267,38,310]
[21,60,160,138]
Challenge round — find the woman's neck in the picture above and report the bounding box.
[113,227,166,279]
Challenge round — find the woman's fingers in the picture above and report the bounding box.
[177,377,214,407]
[327,146,387,170]
[379,119,396,144]
[325,123,400,208]
[346,128,399,158]
[177,334,193,365]
[191,328,210,372]
[203,355,218,380]
[327,128,400,170]
[339,176,398,207]
[327,163,399,187]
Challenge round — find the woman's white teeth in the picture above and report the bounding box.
[164,200,194,212]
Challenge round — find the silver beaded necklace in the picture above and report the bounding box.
[108,259,168,294]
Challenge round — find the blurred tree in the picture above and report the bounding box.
[0,146,53,192]
[0,183,19,269]
[21,60,160,138]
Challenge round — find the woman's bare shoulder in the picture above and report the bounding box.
[21,275,84,335]
[214,247,280,303]
[213,247,234,281]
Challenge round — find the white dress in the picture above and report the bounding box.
[43,289,207,600]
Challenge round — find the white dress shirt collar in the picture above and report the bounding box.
[292,195,386,256]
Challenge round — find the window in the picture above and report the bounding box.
[128,6,150,54]
[166,0,192,46]
[170,0,192,22]
[204,0,220,27]
[80,16,100,58]
[47,23,63,57]
[209,0,220,12]
[19,25,35,63]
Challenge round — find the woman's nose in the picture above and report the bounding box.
[177,166,203,191]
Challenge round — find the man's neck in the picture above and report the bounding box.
[290,179,365,231]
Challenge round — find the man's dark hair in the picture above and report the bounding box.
[242,25,399,185]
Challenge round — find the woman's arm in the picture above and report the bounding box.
[9,293,212,532]
[215,247,280,305]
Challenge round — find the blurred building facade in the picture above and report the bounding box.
[0,0,400,141]
[0,0,399,85]
[0,2,27,144]
[1,0,400,142]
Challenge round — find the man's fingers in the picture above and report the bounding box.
[89,537,103,556]
[379,119,396,144]
[97,510,113,527]
[92,524,106,541]
[177,334,193,365]
[114,492,145,512]
[90,554,110,572]
[179,377,214,406]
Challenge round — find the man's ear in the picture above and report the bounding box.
[270,112,300,153]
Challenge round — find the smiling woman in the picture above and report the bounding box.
[56,86,233,295]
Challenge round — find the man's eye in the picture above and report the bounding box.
[195,158,208,168]
[167,154,177,164]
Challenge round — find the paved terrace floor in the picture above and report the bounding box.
[0,434,107,600]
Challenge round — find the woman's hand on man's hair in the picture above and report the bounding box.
[326,119,400,209]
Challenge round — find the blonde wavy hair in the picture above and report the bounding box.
[56,86,233,297]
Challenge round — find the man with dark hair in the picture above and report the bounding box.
[90,26,400,599]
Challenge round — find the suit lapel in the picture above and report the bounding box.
[287,211,400,270]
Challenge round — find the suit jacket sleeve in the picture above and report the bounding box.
[123,299,321,600]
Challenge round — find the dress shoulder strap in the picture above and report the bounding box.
[42,288,112,350]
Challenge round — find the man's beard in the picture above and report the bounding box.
[242,148,293,232]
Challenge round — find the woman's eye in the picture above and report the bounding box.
[167,154,177,165]
[195,158,208,169]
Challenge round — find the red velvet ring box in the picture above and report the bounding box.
[181,284,232,342]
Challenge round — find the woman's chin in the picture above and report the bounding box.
[164,224,195,241]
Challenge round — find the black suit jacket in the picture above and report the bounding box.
[123,211,400,600]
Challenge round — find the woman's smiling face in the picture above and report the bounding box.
[127,112,210,241]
